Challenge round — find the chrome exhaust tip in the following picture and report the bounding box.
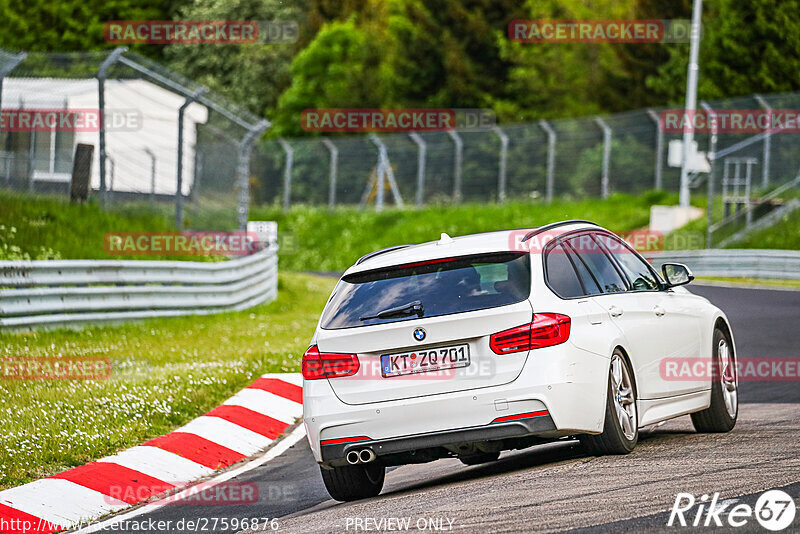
[346,450,361,465]
[358,448,376,463]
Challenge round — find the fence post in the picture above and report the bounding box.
[0,52,27,132]
[754,94,771,188]
[701,102,717,249]
[96,47,127,207]
[322,138,338,209]
[176,88,207,229]
[594,117,612,199]
[538,120,556,204]
[646,109,664,190]
[236,120,269,230]
[278,138,294,211]
[492,126,508,203]
[107,155,115,194]
[408,133,426,208]
[367,134,404,211]
[144,148,156,205]
[447,130,463,203]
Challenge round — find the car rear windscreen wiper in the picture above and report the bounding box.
[360,300,424,321]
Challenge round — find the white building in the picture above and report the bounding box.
[0,78,208,195]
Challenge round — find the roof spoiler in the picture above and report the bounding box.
[521,220,599,243]
[355,244,413,265]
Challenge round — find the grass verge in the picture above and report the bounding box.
[252,192,670,272]
[0,191,213,261]
[0,272,335,489]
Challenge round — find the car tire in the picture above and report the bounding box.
[459,451,500,466]
[580,350,638,455]
[691,327,738,433]
[320,462,385,502]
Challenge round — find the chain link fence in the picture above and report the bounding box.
[0,47,267,231]
[2,45,799,245]
[258,93,800,210]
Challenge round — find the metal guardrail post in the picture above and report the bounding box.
[754,94,772,188]
[96,47,127,207]
[539,120,556,204]
[176,88,207,229]
[408,133,427,208]
[594,117,612,199]
[322,138,338,209]
[447,130,463,203]
[646,109,664,190]
[278,138,294,211]
[236,120,269,230]
[492,126,509,202]
[701,101,717,248]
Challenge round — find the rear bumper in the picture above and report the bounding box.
[304,343,610,464]
[321,411,556,462]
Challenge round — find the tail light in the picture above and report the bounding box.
[490,313,571,354]
[302,345,360,380]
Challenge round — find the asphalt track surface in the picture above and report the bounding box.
[80,284,800,534]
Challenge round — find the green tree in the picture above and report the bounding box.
[163,0,309,117]
[0,0,186,53]
[647,0,800,102]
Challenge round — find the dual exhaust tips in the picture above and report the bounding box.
[346,448,377,465]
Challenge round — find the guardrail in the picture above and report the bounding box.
[643,249,800,280]
[0,246,278,329]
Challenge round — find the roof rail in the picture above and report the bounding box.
[355,244,413,265]
[521,220,599,242]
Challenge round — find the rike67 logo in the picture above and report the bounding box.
[668,490,796,531]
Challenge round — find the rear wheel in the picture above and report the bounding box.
[320,462,385,502]
[691,327,737,433]
[580,350,638,455]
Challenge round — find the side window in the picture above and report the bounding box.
[595,234,660,291]
[545,243,585,298]
[563,241,602,295]
[566,234,627,293]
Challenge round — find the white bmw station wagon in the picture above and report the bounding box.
[303,221,738,501]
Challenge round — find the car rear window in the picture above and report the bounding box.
[320,252,531,330]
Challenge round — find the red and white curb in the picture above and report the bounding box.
[0,373,302,534]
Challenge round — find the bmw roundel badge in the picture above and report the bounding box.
[413,327,426,342]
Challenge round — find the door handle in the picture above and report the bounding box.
[653,305,666,317]
[608,305,623,317]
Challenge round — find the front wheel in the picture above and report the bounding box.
[320,462,385,502]
[580,350,638,455]
[691,327,737,433]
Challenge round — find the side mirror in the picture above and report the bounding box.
[662,263,694,287]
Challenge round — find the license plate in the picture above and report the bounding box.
[380,344,470,378]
